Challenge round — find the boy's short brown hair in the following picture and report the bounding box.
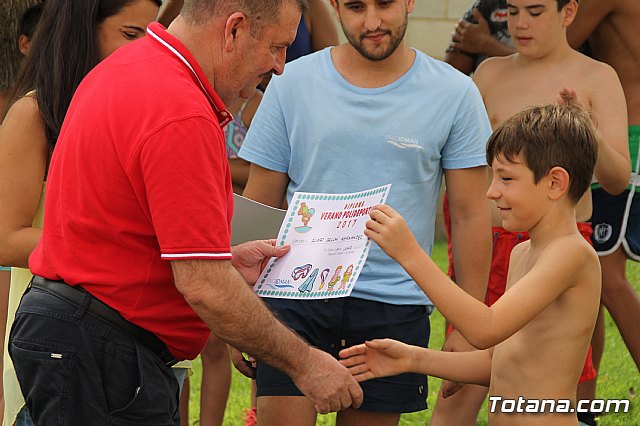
[486,102,598,204]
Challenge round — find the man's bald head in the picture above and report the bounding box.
[181,0,307,33]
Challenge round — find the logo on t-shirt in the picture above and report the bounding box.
[594,223,613,244]
[491,9,508,22]
[385,135,423,150]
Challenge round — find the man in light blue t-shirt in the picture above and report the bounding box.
[239,0,492,424]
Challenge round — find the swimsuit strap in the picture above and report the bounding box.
[235,97,251,124]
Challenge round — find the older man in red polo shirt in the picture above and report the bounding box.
[8,1,362,424]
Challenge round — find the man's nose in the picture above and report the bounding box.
[364,8,382,31]
[273,49,287,76]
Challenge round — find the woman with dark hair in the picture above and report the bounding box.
[0,1,159,424]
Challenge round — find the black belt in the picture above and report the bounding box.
[30,276,177,366]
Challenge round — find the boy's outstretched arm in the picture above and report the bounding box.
[366,205,596,349]
[339,339,491,386]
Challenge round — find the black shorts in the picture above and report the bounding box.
[256,297,430,413]
[591,188,640,260]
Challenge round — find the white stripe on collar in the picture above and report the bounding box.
[147,26,229,122]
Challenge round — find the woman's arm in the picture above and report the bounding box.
[0,97,48,267]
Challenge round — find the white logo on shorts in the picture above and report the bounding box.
[594,224,613,244]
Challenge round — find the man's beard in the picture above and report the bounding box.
[341,14,408,62]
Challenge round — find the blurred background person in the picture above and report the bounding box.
[0,2,43,423]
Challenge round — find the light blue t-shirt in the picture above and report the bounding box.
[240,48,491,306]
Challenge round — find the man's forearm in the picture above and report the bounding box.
[450,212,491,301]
[173,261,309,379]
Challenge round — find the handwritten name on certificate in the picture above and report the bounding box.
[254,185,391,299]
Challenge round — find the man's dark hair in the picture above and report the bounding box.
[5,0,161,148]
[486,101,598,204]
[557,0,571,11]
[181,0,308,30]
[19,3,44,39]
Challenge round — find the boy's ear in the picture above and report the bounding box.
[547,166,570,200]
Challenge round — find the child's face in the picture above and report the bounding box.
[506,0,575,59]
[487,154,549,232]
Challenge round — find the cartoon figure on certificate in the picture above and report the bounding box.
[318,268,330,290]
[295,202,315,233]
[337,264,353,290]
[327,266,342,292]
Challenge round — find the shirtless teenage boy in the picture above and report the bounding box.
[432,0,630,425]
[341,103,602,425]
[470,0,629,401]
[567,0,640,375]
[437,2,628,424]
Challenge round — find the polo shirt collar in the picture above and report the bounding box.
[146,22,232,127]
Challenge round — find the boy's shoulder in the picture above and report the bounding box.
[569,50,619,82]
[511,232,599,278]
[533,233,600,281]
[473,54,513,84]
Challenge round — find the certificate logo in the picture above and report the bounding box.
[295,202,315,233]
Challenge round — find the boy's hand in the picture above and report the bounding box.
[557,87,579,106]
[441,380,465,398]
[339,339,413,382]
[228,345,256,379]
[365,205,421,265]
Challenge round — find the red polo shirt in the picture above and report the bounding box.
[29,23,233,360]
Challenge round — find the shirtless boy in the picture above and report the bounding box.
[341,103,601,425]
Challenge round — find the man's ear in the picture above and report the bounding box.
[548,166,570,200]
[224,12,249,52]
[562,0,578,27]
[329,0,340,22]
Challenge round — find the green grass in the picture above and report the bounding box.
[186,241,639,425]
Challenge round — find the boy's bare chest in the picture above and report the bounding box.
[484,77,591,129]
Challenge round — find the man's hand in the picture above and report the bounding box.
[365,205,421,265]
[231,240,290,284]
[339,339,414,382]
[229,345,256,379]
[291,348,364,414]
[451,9,492,54]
